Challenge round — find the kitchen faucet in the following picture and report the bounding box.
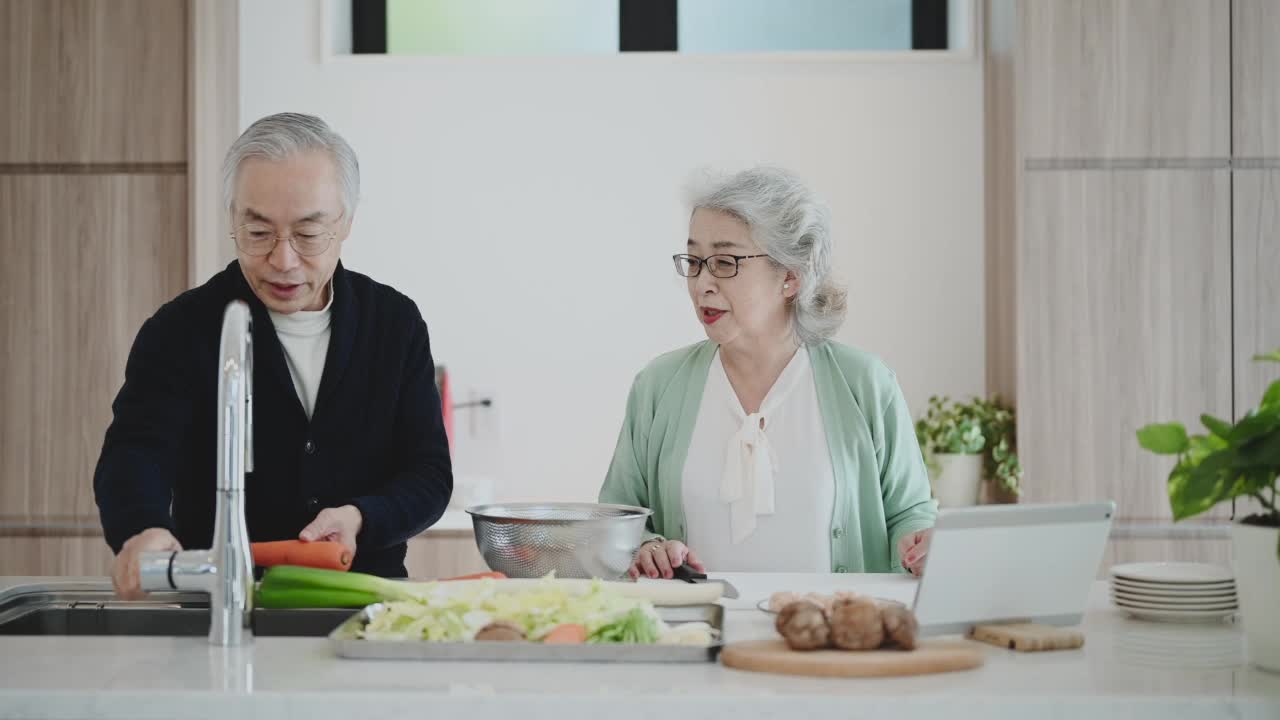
[139,300,255,646]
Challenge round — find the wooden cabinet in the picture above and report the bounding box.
[1232,170,1280,521]
[1229,0,1280,523]
[0,175,187,524]
[1001,0,1277,567]
[0,0,187,164]
[1232,0,1280,158]
[1234,171,1280,415]
[0,535,115,577]
[1019,0,1228,160]
[405,532,490,580]
[1228,0,1280,482]
[1018,170,1233,522]
[0,0,190,575]
[0,531,487,580]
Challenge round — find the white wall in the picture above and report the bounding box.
[239,0,985,505]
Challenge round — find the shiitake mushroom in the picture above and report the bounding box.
[774,595,921,652]
[879,603,919,650]
[475,620,525,642]
[829,596,885,650]
[775,600,831,650]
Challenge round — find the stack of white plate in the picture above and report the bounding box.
[1110,562,1238,623]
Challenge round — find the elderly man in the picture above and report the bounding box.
[94,112,451,596]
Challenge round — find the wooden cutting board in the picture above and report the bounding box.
[720,639,985,678]
[968,623,1084,652]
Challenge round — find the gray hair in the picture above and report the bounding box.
[221,112,360,219]
[688,166,848,344]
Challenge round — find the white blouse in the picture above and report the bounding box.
[681,346,836,572]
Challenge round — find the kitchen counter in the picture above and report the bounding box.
[0,573,1276,720]
[422,509,474,533]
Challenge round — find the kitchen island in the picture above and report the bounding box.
[0,573,1275,720]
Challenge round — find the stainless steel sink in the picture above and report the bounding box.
[0,583,354,637]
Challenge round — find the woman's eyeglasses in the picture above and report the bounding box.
[672,253,769,279]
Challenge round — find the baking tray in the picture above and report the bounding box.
[329,603,724,662]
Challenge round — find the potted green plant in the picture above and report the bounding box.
[1137,350,1280,672]
[915,395,1023,507]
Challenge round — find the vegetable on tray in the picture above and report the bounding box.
[255,565,719,646]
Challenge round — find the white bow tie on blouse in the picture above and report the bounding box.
[713,346,808,545]
[720,412,778,544]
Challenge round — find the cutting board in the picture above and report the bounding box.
[720,639,985,678]
[968,623,1084,652]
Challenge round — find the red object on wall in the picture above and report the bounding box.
[436,366,455,457]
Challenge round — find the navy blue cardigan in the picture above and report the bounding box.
[93,261,453,576]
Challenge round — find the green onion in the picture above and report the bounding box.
[255,587,384,609]
[255,565,422,608]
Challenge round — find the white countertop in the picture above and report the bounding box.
[0,573,1276,720]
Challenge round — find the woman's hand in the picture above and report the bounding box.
[897,529,933,577]
[630,539,705,579]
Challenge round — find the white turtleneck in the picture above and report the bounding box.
[268,282,334,419]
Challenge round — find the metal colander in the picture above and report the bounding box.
[466,502,653,580]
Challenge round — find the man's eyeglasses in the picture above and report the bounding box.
[672,253,770,279]
[231,215,343,257]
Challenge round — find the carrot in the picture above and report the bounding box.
[542,624,587,644]
[251,540,352,571]
[441,571,507,581]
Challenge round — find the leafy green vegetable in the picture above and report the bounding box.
[588,607,659,644]
[355,576,666,644]
[256,587,384,609]
[256,565,422,608]
[254,566,711,646]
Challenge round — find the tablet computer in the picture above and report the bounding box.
[911,501,1115,636]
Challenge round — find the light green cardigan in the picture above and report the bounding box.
[598,340,937,574]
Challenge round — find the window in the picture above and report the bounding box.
[679,0,912,53]
[352,0,950,55]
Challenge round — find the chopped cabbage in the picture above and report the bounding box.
[357,576,715,645]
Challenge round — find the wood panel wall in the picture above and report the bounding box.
[988,0,1278,571]
[0,0,189,577]
[1018,170,1233,524]
[1018,0,1228,160]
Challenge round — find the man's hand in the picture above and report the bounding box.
[299,504,363,554]
[112,527,182,600]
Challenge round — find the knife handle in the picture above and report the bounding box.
[671,563,707,583]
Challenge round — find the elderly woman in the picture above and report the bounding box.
[599,167,936,580]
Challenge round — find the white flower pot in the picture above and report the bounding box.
[1231,521,1280,672]
[929,453,983,508]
